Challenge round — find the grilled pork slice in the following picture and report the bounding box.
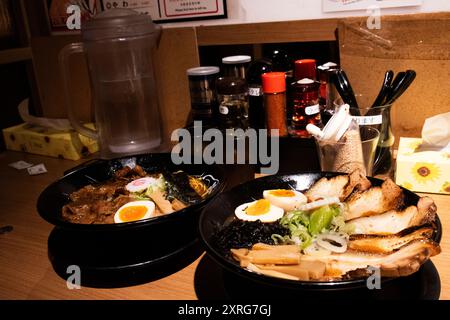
[348,226,434,253]
[305,169,371,202]
[344,178,403,221]
[350,197,437,235]
[301,239,440,278]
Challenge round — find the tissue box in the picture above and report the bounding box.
[396,137,450,194]
[2,123,98,160]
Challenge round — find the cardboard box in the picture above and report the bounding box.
[396,137,450,194]
[2,123,98,160]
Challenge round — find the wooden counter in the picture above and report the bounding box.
[0,151,448,299]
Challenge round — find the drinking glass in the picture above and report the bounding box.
[315,126,380,176]
[334,95,394,176]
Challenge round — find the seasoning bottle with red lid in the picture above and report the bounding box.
[290,78,321,137]
[262,72,288,137]
[294,59,317,81]
[289,59,322,137]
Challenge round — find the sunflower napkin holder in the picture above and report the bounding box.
[396,112,450,195]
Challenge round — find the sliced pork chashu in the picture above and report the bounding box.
[343,178,404,221]
[301,239,440,278]
[306,169,371,202]
[348,226,435,254]
[350,196,436,235]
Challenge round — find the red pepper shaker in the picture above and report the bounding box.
[262,72,288,137]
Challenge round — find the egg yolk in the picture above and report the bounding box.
[245,199,271,216]
[269,189,295,197]
[119,205,148,222]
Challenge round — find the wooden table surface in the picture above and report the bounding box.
[0,150,449,300]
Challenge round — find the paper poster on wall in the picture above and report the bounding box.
[323,0,422,12]
[101,0,227,23]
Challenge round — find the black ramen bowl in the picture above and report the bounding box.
[37,153,226,233]
[199,172,442,291]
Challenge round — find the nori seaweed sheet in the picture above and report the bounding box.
[212,220,289,259]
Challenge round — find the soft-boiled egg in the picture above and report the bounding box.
[125,177,159,193]
[235,199,284,223]
[263,189,307,211]
[114,200,155,223]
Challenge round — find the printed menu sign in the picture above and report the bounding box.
[101,0,226,22]
[322,0,422,12]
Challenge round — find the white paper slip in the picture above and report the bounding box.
[352,115,383,126]
[9,160,34,170]
[27,164,48,176]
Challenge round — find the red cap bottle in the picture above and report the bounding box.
[262,72,286,93]
[261,72,288,137]
[294,59,317,81]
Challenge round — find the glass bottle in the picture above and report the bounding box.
[294,59,317,81]
[290,78,321,137]
[222,55,251,79]
[269,49,292,75]
[186,66,219,127]
[215,77,249,130]
[317,62,339,125]
[247,58,273,129]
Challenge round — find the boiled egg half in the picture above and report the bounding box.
[114,200,155,223]
[235,199,284,223]
[263,189,307,211]
[125,177,160,193]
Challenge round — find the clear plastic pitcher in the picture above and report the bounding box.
[59,9,162,158]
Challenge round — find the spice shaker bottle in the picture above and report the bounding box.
[215,55,252,130]
[247,58,273,129]
[290,78,321,137]
[215,77,249,130]
[262,72,288,137]
[222,55,251,79]
[294,59,317,81]
[186,66,220,126]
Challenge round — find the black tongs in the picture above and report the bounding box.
[370,70,416,108]
[332,69,360,115]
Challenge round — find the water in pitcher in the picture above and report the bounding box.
[95,76,161,156]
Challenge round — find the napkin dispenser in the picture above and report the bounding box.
[2,100,98,160]
[396,112,450,194]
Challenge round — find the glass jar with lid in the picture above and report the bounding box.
[222,55,251,79]
[186,66,220,126]
[215,77,249,130]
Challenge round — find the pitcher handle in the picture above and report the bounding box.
[59,42,98,140]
